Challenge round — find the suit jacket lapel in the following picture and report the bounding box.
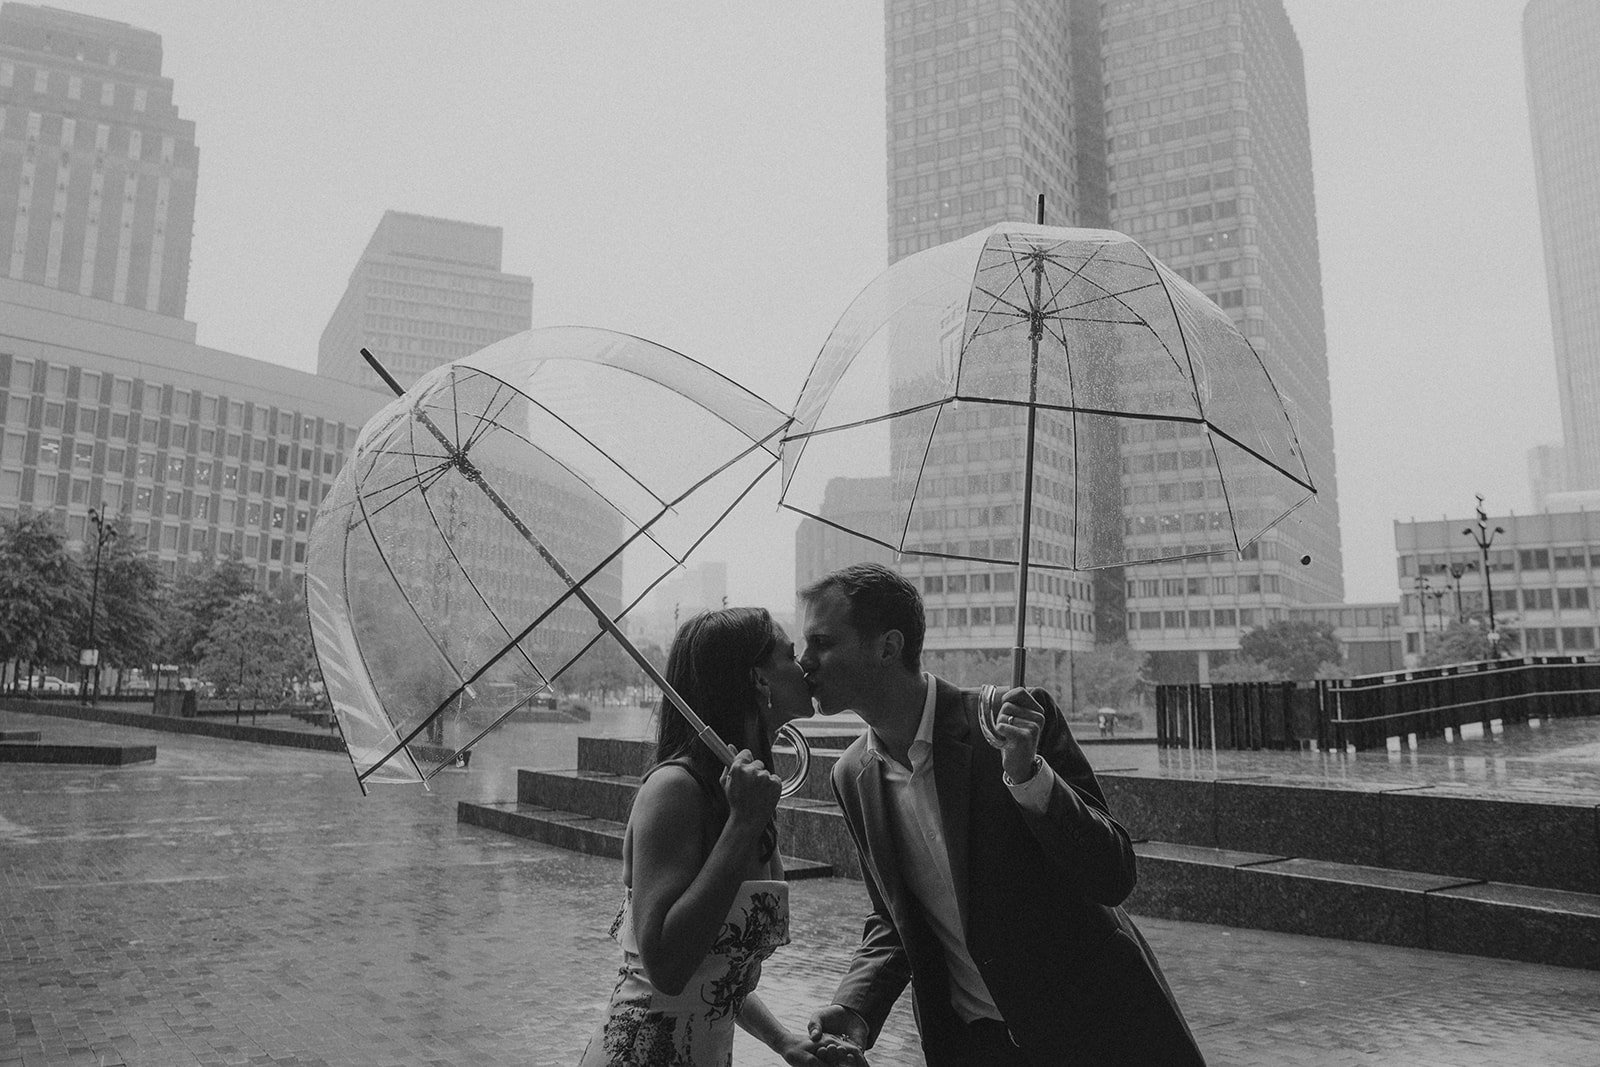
[854,753,905,907]
[932,681,973,934]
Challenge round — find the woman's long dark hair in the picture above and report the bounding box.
[652,606,779,860]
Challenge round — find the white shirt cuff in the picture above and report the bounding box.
[1005,755,1054,813]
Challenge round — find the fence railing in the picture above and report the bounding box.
[1155,655,1600,752]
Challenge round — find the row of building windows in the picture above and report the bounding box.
[1128,574,1281,597]
[927,604,1094,632]
[1401,546,1600,577]
[0,59,158,113]
[1128,607,1285,631]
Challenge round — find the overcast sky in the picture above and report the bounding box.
[48,0,1557,609]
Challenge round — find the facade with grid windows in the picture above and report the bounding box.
[0,274,621,675]
[874,0,1342,684]
[1524,1,1600,492]
[1396,508,1600,665]
[0,276,382,588]
[317,211,533,392]
[1104,0,1342,679]
[0,4,196,320]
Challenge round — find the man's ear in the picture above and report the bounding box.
[879,628,905,667]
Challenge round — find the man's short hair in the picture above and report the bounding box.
[800,562,924,671]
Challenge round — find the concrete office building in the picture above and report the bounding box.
[317,211,533,392]
[0,275,383,589]
[1396,507,1600,664]
[0,3,197,320]
[876,0,1342,682]
[1524,1,1600,491]
[1105,0,1343,680]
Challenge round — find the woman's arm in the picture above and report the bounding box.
[630,754,779,996]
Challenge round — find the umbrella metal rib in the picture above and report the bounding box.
[354,348,740,775]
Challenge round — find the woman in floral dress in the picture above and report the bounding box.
[579,608,855,1066]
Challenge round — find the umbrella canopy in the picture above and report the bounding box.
[306,327,790,790]
[780,222,1316,687]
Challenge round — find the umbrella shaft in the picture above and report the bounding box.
[393,380,736,769]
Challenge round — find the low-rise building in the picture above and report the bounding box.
[1395,502,1600,664]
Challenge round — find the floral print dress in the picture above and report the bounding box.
[578,880,790,1066]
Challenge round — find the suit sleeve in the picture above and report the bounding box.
[829,767,913,1048]
[1014,686,1138,905]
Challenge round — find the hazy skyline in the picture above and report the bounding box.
[38,0,1560,609]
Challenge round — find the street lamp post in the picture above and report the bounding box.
[1463,494,1506,656]
[1438,560,1476,624]
[1412,575,1432,659]
[83,506,118,706]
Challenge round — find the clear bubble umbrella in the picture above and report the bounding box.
[306,327,794,792]
[780,221,1316,708]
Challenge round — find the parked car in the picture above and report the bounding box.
[32,675,79,694]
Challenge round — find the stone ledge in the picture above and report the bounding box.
[1102,769,1600,894]
[0,742,156,765]
[456,800,834,879]
[3,697,347,753]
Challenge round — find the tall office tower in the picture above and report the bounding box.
[877,0,1342,681]
[1104,0,1342,680]
[1528,443,1567,511]
[883,0,1099,667]
[0,4,197,319]
[1524,1,1600,491]
[317,211,533,391]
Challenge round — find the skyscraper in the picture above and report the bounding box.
[0,3,197,319]
[1524,1,1600,490]
[1104,0,1343,679]
[317,211,533,391]
[873,0,1341,682]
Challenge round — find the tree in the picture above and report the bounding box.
[1421,614,1520,668]
[564,635,634,705]
[1237,619,1343,680]
[164,558,255,669]
[69,515,165,685]
[1208,655,1284,683]
[195,593,279,708]
[921,648,1009,689]
[1072,641,1147,710]
[0,513,86,688]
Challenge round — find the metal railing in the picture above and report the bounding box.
[1155,656,1600,751]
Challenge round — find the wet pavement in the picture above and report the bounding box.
[4,708,1600,1066]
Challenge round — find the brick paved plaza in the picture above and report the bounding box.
[3,708,1600,1066]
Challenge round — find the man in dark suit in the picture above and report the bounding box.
[799,563,1204,1066]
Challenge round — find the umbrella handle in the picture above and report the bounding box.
[977,684,1006,750]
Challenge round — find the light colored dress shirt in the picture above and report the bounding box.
[862,674,1057,1024]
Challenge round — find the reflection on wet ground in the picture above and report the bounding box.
[4,707,1599,1066]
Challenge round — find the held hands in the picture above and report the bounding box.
[775,1034,869,1067]
[721,749,782,830]
[991,686,1045,785]
[803,1006,871,1066]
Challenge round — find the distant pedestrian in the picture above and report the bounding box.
[800,563,1203,1066]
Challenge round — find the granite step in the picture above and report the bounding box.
[0,741,156,765]
[576,736,843,805]
[1128,840,1600,971]
[456,799,835,879]
[1100,771,1600,894]
[513,768,865,875]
